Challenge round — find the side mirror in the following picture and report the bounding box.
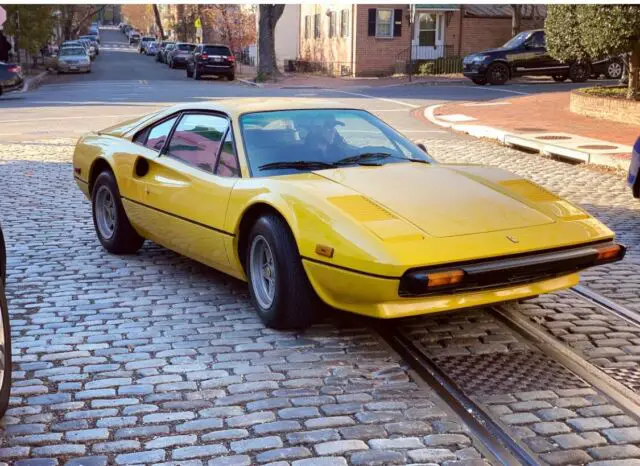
[416,143,428,153]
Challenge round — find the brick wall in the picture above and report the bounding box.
[570,90,640,127]
[299,4,354,75]
[445,11,544,56]
[354,5,410,77]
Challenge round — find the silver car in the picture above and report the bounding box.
[57,47,91,73]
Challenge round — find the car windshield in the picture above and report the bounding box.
[240,109,434,177]
[503,31,532,48]
[60,48,85,56]
[177,44,195,51]
[203,46,231,55]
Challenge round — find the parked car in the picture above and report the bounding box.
[129,32,141,45]
[186,44,236,81]
[168,42,196,68]
[156,41,175,62]
[80,35,100,55]
[78,38,97,60]
[57,46,91,74]
[0,222,11,419]
[139,36,156,54]
[72,101,625,329]
[590,55,625,80]
[627,136,640,198]
[463,29,590,85]
[0,62,24,97]
[146,42,159,56]
[160,43,177,64]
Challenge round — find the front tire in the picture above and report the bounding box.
[471,77,487,85]
[487,62,509,85]
[91,170,144,254]
[246,215,321,329]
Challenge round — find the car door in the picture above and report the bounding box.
[134,111,241,272]
[521,31,564,74]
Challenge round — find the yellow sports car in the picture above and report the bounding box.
[73,99,625,329]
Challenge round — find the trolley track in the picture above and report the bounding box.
[377,284,640,466]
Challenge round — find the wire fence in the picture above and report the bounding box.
[284,60,353,77]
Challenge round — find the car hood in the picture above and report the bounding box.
[468,47,510,57]
[314,163,555,238]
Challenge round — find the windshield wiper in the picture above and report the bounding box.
[334,152,391,166]
[258,160,336,171]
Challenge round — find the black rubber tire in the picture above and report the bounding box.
[246,215,321,330]
[186,65,193,78]
[227,73,235,81]
[0,280,12,420]
[471,77,487,85]
[487,63,509,85]
[569,62,589,83]
[91,170,144,254]
[552,74,568,82]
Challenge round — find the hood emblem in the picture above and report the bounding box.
[506,236,519,244]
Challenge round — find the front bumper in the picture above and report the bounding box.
[1,76,25,94]
[303,240,625,319]
[58,64,91,73]
[463,62,489,78]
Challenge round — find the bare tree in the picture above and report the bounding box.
[258,4,285,80]
[511,4,521,37]
[152,5,165,40]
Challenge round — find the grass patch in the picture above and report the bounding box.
[579,86,629,99]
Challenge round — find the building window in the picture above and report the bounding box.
[341,9,349,37]
[376,9,393,38]
[314,13,321,38]
[329,11,337,38]
[304,15,311,39]
[418,13,436,46]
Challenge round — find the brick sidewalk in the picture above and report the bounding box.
[433,92,638,148]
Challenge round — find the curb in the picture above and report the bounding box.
[237,78,263,88]
[423,104,630,172]
[23,71,49,93]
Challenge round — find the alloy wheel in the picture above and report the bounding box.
[249,235,276,309]
[95,185,117,240]
[607,62,623,79]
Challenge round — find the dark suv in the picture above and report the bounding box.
[186,44,235,81]
[463,29,589,85]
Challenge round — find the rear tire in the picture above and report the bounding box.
[227,73,235,81]
[606,59,624,80]
[487,62,509,85]
[91,170,144,254]
[569,62,589,83]
[0,280,11,420]
[246,215,321,330]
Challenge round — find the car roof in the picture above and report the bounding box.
[156,98,359,119]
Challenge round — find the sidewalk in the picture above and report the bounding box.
[426,92,638,171]
[236,70,466,90]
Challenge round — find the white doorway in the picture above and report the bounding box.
[412,12,445,60]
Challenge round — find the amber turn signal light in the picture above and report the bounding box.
[426,270,465,288]
[595,244,623,262]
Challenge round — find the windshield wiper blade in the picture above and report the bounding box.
[334,152,391,166]
[258,160,336,171]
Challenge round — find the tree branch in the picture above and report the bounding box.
[72,5,106,36]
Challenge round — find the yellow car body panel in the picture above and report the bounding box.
[73,100,618,320]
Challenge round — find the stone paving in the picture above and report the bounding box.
[0,141,487,465]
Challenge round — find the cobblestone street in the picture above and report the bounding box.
[2,25,640,466]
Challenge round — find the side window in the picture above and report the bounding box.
[530,31,545,48]
[166,113,229,173]
[144,117,178,152]
[216,130,240,178]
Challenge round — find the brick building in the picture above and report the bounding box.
[297,4,546,77]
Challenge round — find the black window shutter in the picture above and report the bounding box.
[393,9,402,37]
[368,9,376,36]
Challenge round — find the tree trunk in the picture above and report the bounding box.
[628,41,640,100]
[176,4,186,41]
[222,8,233,51]
[257,4,285,81]
[153,5,165,40]
[511,5,521,37]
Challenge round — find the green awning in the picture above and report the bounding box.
[415,4,460,10]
